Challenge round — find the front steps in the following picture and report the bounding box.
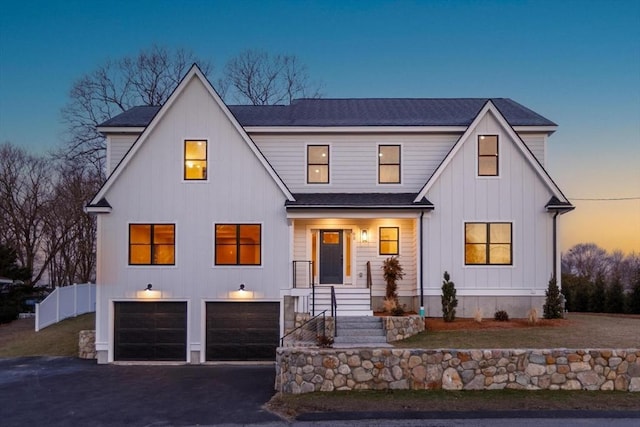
[333,316,391,347]
[312,286,373,316]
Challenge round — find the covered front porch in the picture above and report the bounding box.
[282,195,433,317]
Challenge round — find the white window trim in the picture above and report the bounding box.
[126,221,179,268]
[212,221,265,269]
[305,143,332,186]
[182,138,210,183]
[476,134,501,179]
[377,225,401,257]
[376,143,403,186]
[462,220,515,269]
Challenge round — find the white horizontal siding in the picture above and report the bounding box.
[253,134,458,193]
[107,134,138,176]
[520,133,546,167]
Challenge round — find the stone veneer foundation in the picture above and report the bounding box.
[78,330,96,359]
[275,347,640,393]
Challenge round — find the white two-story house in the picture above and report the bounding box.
[87,65,573,364]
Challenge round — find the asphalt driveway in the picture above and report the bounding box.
[0,357,282,426]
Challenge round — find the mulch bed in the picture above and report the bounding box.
[425,317,569,331]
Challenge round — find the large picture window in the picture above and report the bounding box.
[215,224,261,265]
[378,145,400,184]
[379,227,399,255]
[307,145,329,184]
[184,140,207,180]
[478,135,499,176]
[129,224,175,265]
[465,222,512,265]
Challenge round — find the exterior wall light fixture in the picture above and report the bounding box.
[145,284,152,291]
[361,229,368,243]
[239,284,246,291]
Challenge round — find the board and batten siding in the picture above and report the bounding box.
[422,112,554,299]
[95,76,289,361]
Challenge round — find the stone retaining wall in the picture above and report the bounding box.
[382,316,424,342]
[275,347,640,393]
[78,330,96,359]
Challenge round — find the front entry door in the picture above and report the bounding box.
[319,230,343,284]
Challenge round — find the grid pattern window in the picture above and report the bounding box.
[378,145,400,184]
[478,135,499,176]
[465,222,512,265]
[307,145,329,183]
[184,140,207,180]
[129,224,175,265]
[379,227,399,255]
[215,224,262,265]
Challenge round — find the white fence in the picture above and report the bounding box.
[35,283,96,331]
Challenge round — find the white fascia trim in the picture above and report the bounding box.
[513,125,557,135]
[85,206,112,214]
[244,126,468,134]
[414,101,568,204]
[287,210,422,219]
[96,126,145,134]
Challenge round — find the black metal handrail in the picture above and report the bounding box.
[292,260,314,289]
[330,285,337,336]
[366,261,373,310]
[280,310,327,347]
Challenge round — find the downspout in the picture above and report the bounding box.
[552,211,559,280]
[419,210,425,317]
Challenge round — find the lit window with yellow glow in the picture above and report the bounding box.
[129,224,175,265]
[478,135,498,176]
[215,224,261,265]
[307,145,329,184]
[465,222,511,265]
[379,227,399,255]
[378,145,400,184]
[184,140,207,180]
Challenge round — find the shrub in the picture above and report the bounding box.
[543,276,564,319]
[527,308,539,325]
[382,257,404,309]
[316,335,334,348]
[494,310,509,321]
[473,308,483,323]
[441,271,458,322]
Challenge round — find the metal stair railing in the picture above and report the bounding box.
[280,310,327,347]
[330,285,337,336]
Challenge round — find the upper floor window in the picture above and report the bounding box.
[129,224,175,265]
[379,226,399,255]
[215,224,262,265]
[307,145,329,184]
[465,222,512,265]
[478,135,498,176]
[379,145,400,184]
[184,140,207,180]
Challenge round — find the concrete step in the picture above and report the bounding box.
[336,328,385,337]
[333,335,388,344]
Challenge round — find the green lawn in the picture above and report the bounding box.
[0,313,94,357]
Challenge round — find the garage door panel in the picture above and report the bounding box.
[114,302,187,361]
[206,302,279,361]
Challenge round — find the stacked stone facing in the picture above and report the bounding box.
[275,348,640,393]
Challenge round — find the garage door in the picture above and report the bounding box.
[206,302,279,361]
[114,302,187,361]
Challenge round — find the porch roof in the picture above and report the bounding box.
[286,193,434,210]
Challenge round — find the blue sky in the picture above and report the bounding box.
[1,0,639,253]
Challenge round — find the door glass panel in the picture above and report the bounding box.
[322,232,340,244]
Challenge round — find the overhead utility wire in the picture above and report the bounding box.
[568,197,640,201]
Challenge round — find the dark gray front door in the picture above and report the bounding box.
[319,230,343,284]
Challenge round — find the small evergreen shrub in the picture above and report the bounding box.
[441,271,458,322]
[543,276,564,319]
[494,310,509,321]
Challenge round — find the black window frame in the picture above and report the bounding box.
[215,223,262,266]
[478,135,499,177]
[379,226,400,256]
[184,139,208,181]
[307,145,330,184]
[378,144,401,184]
[464,222,512,266]
[128,223,176,266]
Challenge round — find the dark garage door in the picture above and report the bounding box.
[114,302,187,361]
[206,302,279,361]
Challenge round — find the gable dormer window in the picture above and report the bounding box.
[307,145,329,184]
[478,135,498,176]
[184,140,207,180]
[378,145,401,184]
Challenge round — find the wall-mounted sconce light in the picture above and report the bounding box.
[238,283,246,292]
[145,284,153,291]
[361,229,368,243]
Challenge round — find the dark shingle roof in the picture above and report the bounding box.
[286,193,433,209]
[98,98,556,128]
